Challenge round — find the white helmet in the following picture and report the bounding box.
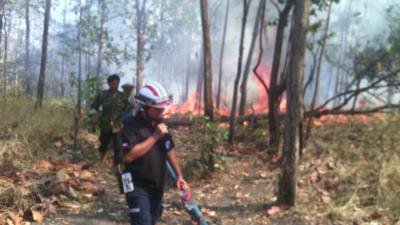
[135,81,171,109]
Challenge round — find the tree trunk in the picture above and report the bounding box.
[304,1,332,143]
[183,46,191,102]
[216,0,230,109]
[195,41,204,112]
[228,0,250,143]
[156,0,165,81]
[3,10,8,98]
[0,1,3,97]
[73,0,83,153]
[199,0,214,120]
[35,0,51,109]
[268,1,292,155]
[135,0,146,94]
[239,0,264,116]
[96,0,105,81]
[25,0,32,96]
[0,1,3,44]
[277,0,309,207]
[60,0,66,97]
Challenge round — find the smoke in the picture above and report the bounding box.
[304,0,392,107]
[43,0,394,109]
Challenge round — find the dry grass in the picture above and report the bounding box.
[296,114,400,224]
[0,96,74,161]
[0,96,75,214]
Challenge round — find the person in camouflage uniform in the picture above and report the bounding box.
[121,83,135,121]
[89,74,129,166]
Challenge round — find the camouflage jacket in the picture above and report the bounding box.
[90,90,129,133]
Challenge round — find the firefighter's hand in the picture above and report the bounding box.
[177,177,192,198]
[154,123,168,140]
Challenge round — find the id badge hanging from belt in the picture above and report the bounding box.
[119,172,134,194]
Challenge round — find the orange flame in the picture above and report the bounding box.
[165,64,288,116]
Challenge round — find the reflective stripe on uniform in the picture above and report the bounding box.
[129,208,140,213]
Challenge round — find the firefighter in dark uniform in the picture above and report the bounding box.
[121,81,191,225]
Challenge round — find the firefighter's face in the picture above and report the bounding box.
[108,80,119,92]
[147,107,165,120]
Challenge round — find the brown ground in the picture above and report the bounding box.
[32,130,306,225]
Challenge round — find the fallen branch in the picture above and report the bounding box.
[165,113,269,127]
[305,105,400,118]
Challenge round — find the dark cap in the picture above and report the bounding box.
[107,74,120,83]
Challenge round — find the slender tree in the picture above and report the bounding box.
[96,0,106,80]
[228,0,251,143]
[216,0,230,109]
[195,40,204,111]
[25,0,32,95]
[277,0,309,207]
[199,0,214,120]
[73,0,83,153]
[267,0,293,154]
[0,1,3,97]
[3,9,8,98]
[239,0,265,115]
[35,0,51,108]
[60,0,67,97]
[135,0,147,93]
[304,1,333,143]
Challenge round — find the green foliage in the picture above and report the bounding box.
[350,4,400,83]
[69,73,101,105]
[307,20,323,34]
[184,117,228,175]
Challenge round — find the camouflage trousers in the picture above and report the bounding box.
[99,130,122,166]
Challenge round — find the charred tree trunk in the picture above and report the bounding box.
[277,0,309,207]
[199,0,214,120]
[216,0,230,109]
[35,0,51,109]
[25,0,32,96]
[239,0,264,116]
[268,1,292,155]
[96,0,105,80]
[135,0,147,93]
[228,0,251,143]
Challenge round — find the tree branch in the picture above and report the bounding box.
[252,0,269,95]
[306,105,400,118]
[315,69,400,111]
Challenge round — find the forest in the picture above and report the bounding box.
[0,0,399,224]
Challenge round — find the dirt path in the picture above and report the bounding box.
[34,145,306,225]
